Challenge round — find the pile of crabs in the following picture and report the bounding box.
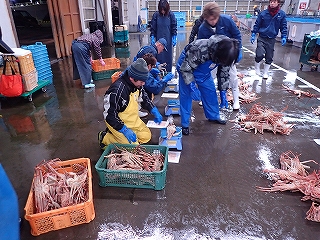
[230,73,320,222]
[227,73,319,135]
[257,151,320,222]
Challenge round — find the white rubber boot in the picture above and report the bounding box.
[232,87,240,110]
[263,64,271,79]
[255,61,261,76]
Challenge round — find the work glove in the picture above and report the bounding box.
[250,33,256,44]
[151,36,156,45]
[157,62,167,71]
[118,125,137,143]
[236,49,243,63]
[189,82,201,101]
[150,68,160,76]
[219,90,229,109]
[162,72,174,83]
[99,58,106,66]
[172,35,177,47]
[150,106,163,124]
[281,38,287,46]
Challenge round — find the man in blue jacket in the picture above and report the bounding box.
[251,0,287,79]
[197,2,242,110]
[134,38,167,61]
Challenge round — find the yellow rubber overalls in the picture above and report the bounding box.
[102,90,151,146]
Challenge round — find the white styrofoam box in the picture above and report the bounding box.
[11,48,32,56]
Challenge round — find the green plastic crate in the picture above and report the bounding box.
[92,69,120,81]
[95,143,169,190]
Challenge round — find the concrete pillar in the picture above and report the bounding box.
[127,0,139,32]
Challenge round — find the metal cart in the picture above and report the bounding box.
[0,80,50,102]
[299,34,320,71]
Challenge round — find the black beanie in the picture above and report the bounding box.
[128,58,149,82]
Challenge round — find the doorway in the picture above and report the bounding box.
[11,2,56,61]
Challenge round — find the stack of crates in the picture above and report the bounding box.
[91,57,121,81]
[11,48,38,92]
[21,42,53,84]
[115,46,130,59]
[114,25,129,45]
[174,12,186,28]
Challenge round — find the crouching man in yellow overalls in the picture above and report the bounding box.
[98,58,163,150]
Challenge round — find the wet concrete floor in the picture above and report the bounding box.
[1,27,320,239]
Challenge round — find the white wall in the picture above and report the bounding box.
[0,1,18,49]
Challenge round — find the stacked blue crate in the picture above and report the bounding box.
[21,42,53,84]
[173,12,186,28]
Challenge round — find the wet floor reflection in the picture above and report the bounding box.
[1,26,320,240]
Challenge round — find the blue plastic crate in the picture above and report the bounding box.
[173,12,186,21]
[21,42,52,82]
[177,20,186,28]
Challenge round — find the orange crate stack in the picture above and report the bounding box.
[111,71,122,83]
[24,158,95,236]
[92,57,120,72]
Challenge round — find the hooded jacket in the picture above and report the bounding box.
[77,29,104,59]
[179,34,229,85]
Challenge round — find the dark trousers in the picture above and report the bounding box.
[255,36,276,65]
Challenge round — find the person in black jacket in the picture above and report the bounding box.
[188,15,204,43]
[98,58,163,150]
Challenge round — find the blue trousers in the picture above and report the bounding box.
[177,51,220,128]
[71,40,92,86]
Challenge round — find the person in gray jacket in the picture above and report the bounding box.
[176,35,239,135]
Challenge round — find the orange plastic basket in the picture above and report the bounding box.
[24,158,95,236]
[111,71,122,83]
[92,57,120,72]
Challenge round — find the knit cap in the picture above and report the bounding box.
[128,58,149,82]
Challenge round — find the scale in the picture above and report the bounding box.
[165,99,180,116]
[159,126,182,150]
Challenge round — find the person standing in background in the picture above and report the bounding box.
[253,5,261,16]
[150,0,177,73]
[251,0,287,79]
[71,29,105,89]
[197,2,242,110]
